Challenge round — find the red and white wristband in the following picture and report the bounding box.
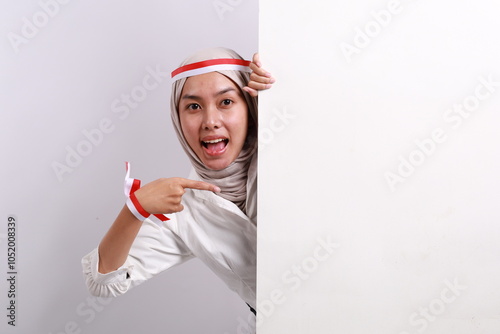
[171,58,251,82]
[124,162,169,224]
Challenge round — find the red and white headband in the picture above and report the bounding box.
[171,58,251,81]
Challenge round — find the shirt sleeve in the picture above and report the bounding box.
[81,216,194,298]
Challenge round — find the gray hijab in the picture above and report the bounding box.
[170,47,258,216]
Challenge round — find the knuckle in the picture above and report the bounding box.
[258,76,269,83]
[249,82,265,90]
[197,181,208,189]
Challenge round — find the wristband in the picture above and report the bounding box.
[124,162,169,224]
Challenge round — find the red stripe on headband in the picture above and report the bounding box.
[171,58,251,78]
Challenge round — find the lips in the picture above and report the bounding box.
[201,137,229,155]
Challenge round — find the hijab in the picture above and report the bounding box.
[170,47,258,216]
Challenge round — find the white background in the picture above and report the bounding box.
[258,0,500,333]
[1,1,257,333]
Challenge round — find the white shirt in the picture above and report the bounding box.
[81,170,257,309]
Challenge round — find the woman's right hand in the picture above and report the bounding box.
[133,178,220,215]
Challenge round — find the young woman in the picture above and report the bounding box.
[82,47,274,316]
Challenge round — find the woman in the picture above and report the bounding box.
[82,47,274,316]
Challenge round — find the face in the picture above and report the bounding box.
[178,72,249,171]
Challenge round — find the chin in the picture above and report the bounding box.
[203,159,232,171]
[202,159,235,170]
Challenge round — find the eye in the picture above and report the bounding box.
[187,103,201,110]
[221,99,232,106]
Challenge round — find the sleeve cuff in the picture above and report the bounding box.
[83,247,134,285]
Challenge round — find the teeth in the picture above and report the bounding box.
[203,138,225,144]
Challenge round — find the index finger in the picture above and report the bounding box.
[177,178,221,193]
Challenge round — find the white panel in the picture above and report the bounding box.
[258,0,500,333]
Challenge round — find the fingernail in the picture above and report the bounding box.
[214,186,221,193]
[266,84,272,89]
[269,77,276,84]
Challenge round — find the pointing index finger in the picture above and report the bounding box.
[178,178,221,193]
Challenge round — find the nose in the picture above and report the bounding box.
[202,105,222,130]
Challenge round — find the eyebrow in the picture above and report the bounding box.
[216,87,237,96]
[181,87,238,101]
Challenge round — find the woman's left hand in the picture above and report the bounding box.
[243,53,275,97]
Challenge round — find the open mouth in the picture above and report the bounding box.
[201,138,229,155]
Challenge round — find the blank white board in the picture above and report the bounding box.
[257,0,500,333]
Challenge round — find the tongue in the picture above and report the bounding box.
[206,141,226,154]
